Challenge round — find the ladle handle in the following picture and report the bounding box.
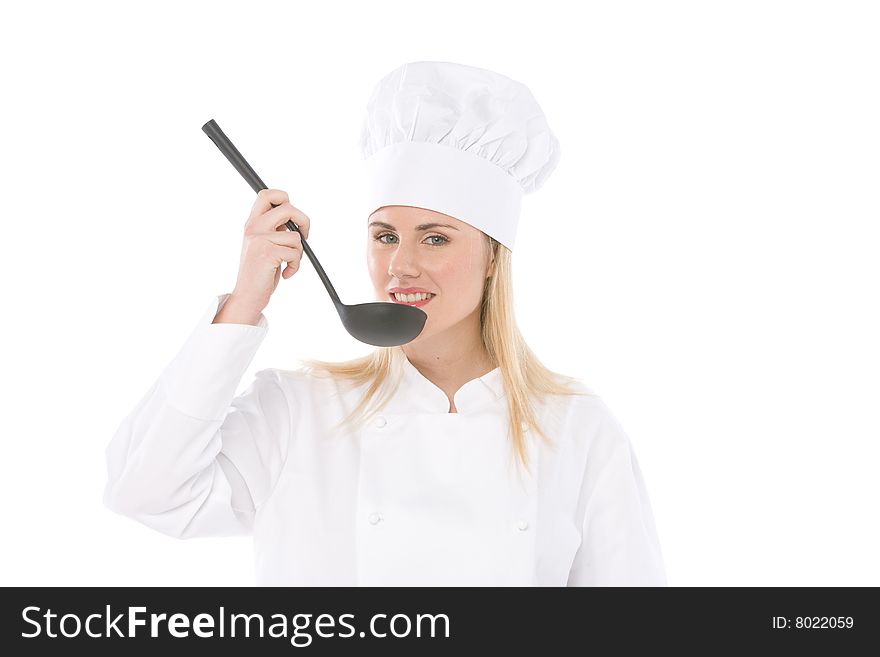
[201,118,342,306]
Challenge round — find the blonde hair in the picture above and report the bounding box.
[296,234,595,476]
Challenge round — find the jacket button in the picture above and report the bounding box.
[374,415,387,428]
[368,512,382,525]
[517,519,529,531]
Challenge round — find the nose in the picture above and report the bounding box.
[386,241,421,280]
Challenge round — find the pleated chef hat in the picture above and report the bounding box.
[359,60,561,251]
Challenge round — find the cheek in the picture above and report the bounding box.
[458,247,489,285]
[431,259,482,299]
[366,249,386,284]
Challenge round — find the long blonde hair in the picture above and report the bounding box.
[296,234,595,476]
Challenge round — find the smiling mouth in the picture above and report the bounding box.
[388,292,436,307]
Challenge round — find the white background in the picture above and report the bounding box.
[1,0,877,586]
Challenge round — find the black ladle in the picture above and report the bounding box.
[201,118,427,347]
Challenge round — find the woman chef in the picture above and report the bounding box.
[103,61,668,586]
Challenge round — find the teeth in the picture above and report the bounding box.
[393,292,434,302]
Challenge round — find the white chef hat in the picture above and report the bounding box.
[359,60,561,251]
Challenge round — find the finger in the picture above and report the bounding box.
[258,202,311,240]
[249,188,289,220]
[264,229,302,249]
[269,244,302,271]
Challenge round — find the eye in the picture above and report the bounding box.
[374,232,397,244]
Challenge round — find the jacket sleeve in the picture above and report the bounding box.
[567,400,667,586]
[102,294,294,539]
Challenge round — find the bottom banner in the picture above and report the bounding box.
[1,586,873,653]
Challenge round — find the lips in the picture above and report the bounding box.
[388,292,435,307]
[388,288,434,295]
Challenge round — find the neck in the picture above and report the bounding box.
[401,310,495,383]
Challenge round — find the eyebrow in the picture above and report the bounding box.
[368,221,460,232]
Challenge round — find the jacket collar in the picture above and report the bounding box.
[383,353,505,415]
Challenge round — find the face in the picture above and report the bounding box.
[367,205,494,342]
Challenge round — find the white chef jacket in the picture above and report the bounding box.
[103,293,667,586]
